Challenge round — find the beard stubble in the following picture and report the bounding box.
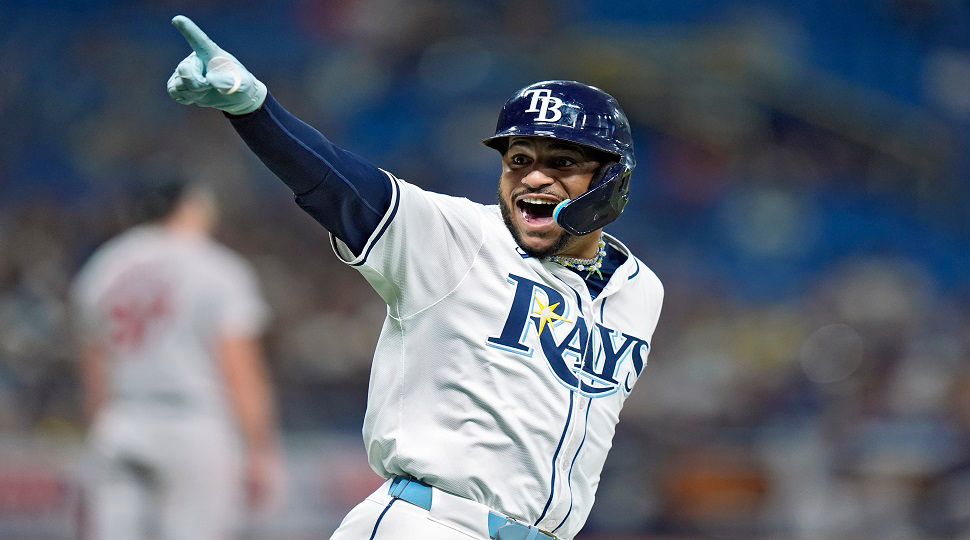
[498,188,573,259]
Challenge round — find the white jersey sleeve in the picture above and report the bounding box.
[330,172,485,317]
[206,250,270,338]
[70,243,117,346]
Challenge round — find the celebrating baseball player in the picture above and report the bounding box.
[166,14,662,540]
[72,179,281,540]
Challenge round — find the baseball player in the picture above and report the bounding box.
[166,15,662,540]
[72,178,281,540]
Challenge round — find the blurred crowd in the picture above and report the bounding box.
[1,0,969,538]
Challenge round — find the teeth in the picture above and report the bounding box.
[520,197,558,205]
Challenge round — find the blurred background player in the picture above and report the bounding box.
[71,178,282,540]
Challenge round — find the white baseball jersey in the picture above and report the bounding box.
[72,224,269,421]
[332,173,663,539]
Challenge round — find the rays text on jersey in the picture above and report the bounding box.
[486,274,648,397]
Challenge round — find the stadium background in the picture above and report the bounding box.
[1,0,969,538]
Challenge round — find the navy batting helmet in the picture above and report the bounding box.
[483,80,635,235]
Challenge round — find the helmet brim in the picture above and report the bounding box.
[482,125,629,166]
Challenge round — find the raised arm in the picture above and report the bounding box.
[166,15,392,254]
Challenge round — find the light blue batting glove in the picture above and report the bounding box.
[166,15,267,115]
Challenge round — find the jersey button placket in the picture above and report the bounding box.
[543,390,587,531]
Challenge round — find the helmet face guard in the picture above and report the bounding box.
[553,163,631,236]
[484,80,636,236]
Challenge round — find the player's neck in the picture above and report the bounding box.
[163,214,211,237]
[556,231,604,260]
[161,201,215,237]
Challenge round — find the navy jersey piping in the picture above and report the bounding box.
[328,171,401,266]
[628,257,640,280]
[350,172,401,266]
[368,498,397,540]
[552,398,593,534]
[534,390,575,525]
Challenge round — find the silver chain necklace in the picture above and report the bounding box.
[549,239,607,279]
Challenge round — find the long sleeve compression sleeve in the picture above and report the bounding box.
[227,94,393,255]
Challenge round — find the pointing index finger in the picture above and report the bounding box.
[172,15,218,63]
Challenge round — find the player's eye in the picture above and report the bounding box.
[552,156,578,168]
[509,154,532,166]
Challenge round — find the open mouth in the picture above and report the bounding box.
[516,196,559,226]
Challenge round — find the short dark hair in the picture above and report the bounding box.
[131,176,191,223]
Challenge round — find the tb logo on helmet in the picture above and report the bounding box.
[523,89,563,122]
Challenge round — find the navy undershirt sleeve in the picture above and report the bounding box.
[227,93,392,254]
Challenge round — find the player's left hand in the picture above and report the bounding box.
[166,15,267,115]
[245,446,285,513]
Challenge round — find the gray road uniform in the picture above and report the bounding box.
[72,225,268,540]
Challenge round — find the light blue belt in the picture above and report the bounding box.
[389,477,558,540]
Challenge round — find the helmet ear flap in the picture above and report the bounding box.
[617,169,631,192]
[554,163,631,236]
[589,159,618,188]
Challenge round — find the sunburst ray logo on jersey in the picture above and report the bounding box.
[532,296,572,337]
